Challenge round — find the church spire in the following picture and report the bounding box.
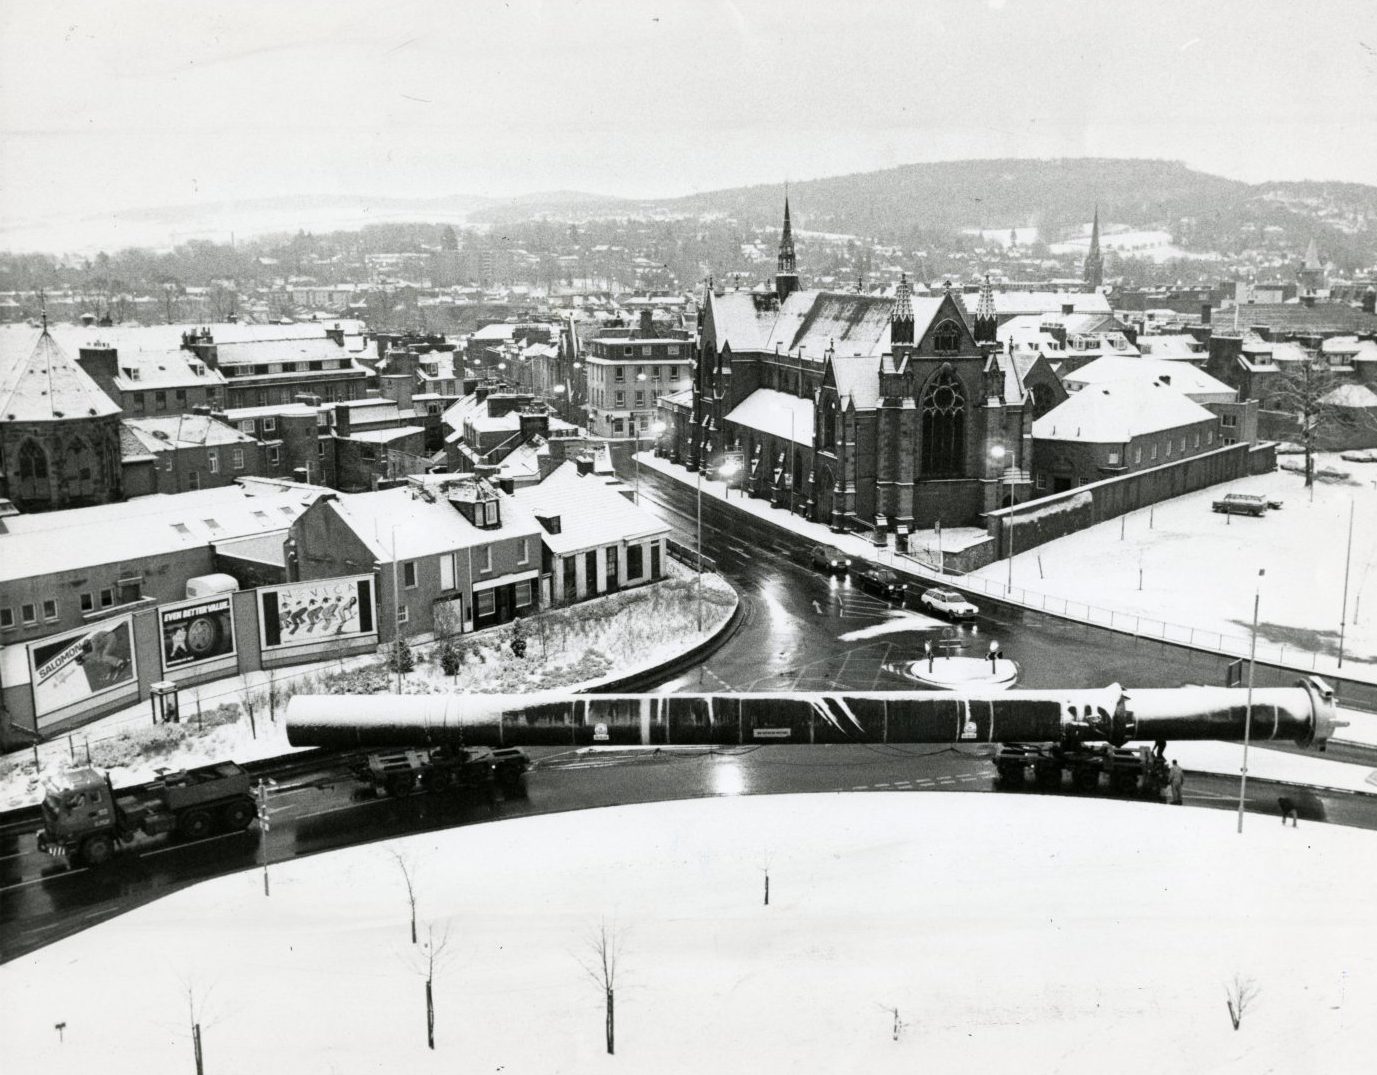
[775,192,800,302]
[1083,206,1104,290]
[890,272,914,345]
[974,272,997,344]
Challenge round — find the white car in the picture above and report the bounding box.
[919,588,979,620]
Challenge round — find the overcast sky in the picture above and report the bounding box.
[3,0,1375,247]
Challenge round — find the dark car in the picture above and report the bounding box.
[1211,493,1269,516]
[809,544,852,574]
[851,561,908,601]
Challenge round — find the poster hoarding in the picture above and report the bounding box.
[28,615,137,718]
[160,595,237,671]
[259,575,375,650]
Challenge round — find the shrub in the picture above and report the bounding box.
[440,643,462,677]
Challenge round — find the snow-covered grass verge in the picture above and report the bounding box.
[3,793,1374,1074]
[0,565,736,811]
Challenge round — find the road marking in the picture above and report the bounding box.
[937,778,956,785]
[851,785,869,791]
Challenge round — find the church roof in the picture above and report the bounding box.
[707,289,922,360]
[829,354,881,410]
[0,328,122,423]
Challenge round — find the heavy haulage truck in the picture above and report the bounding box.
[285,678,1343,797]
[354,744,531,802]
[37,761,257,867]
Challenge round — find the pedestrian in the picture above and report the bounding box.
[1168,760,1184,805]
[1278,796,1299,827]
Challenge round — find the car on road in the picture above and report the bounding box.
[850,561,909,601]
[1211,492,1270,516]
[918,587,980,620]
[809,544,852,574]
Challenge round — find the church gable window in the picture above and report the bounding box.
[932,320,962,353]
[18,439,48,479]
[920,368,966,476]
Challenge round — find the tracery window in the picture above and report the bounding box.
[933,320,962,353]
[920,368,966,475]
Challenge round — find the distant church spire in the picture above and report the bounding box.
[974,272,997,344]
[775,192,800,302]
[1083,206,1104,290]
[890,272,914,345]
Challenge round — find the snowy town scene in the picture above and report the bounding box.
[3,2,1377,1071]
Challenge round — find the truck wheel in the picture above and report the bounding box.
[502,771,530,799]
[386,774,414,798]
[486,782,504,812]
[995,764,1024,788]
[1108,770,1140,795]
[221,799,255,831]
[1072,767,1100,792]
[81,834,115,867]
[1034,762,1062,789]
[180,809,213,840]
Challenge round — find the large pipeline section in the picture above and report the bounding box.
[286,678,1342,751]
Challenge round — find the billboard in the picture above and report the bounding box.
[29,615,137,718]
[259,575,375,650]
[160,595,237,671]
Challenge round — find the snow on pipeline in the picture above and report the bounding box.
[3,792,1375,1074]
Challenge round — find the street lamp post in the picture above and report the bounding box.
[1237,568,1265,834]
[633,419,665,505]
[990,445,1010,593]
[1339,498,1354,667]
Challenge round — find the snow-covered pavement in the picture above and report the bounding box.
[3,793,1373,1074]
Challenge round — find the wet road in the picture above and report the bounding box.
[4,744,1373,964]
[631,465,1289,695]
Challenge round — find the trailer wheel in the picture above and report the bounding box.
[80,834,114,867]
[423,768,454,793]
[221,799,255,831]
[501,771,530,799]
[1034,762,1062,789]
[1071,767,1101,792]
[486,781,504,813]
[995,763,1024,788]
[1108,770,1140,796]
[180,809,213,840]
[385,774,414,798]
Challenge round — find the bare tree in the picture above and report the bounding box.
[761,849,773,906]
[1270,356,1377,487]
[1225,973,1259,1031]
[237,683,260,740]
[577,919,622,1055]
[875,1002,910,1042]
[419,923,451,1050]
[388,848,420,944]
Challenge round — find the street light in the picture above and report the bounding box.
[719,457,741,499]
[1237,568,1265,834]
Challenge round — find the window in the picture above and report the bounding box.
[281,362,297,373]
[1165,440,1172,458]
[22,603,36,625]
[1194,432,1200,448]
[481,545,492,573]
[317,441,325,457]
[80,593,94,613]
[514,580,533,608]
[269,446,280,465]
[202,517,222,532]
[42,599,57,620]
[396,606,409,626]
[133,394,146,412]
[0,608,12,630]
[233,448,245,470]
[1107,451,1121,466]
[1221,414,1238,428]
[240,420,255,434]
[606,545,619,587]
[932,320,961,352]
[614,367,625,382]
[476,590,496,617]
[1035,474,1047,490]
[484,500,499,526]
[403,560,418,588]
[627,544,644,579]
[919,368,966,476]
[1207,429,1214,445]
[518,537,529,565]
[309,360,323,371]
[189,471,202,490]
[175,389,187,407]
[635,391,645,407]
[668,345,679,356]
[614,391,625,407]
[100,589,114,608]
[1134,446,1142,465]
[263,417,277,433]
[1150,443,1158,461]
[208,450,219,474]
[155,390,167,411]
[1180,436,1186,453]
[652,366,661,379]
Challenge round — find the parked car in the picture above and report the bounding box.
[809,544,852,574]
[1212,493,1270,516]
[919,587,980,620]
[851,561,908,601]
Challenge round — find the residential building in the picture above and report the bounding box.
[512,460,671,605]
[121,414,267,496]
[288,476,543,639]
[584,313,693,439]
[1031,379,1221,492]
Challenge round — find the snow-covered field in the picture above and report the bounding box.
[3,793,1374,1074]
[969,456,1377,677]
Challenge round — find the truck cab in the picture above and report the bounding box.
[38,769,121,864]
